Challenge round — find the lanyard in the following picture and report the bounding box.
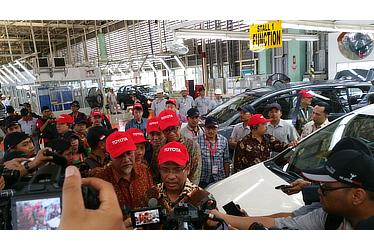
[204,135,217,157]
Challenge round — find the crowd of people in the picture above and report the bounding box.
[1,87,374,230]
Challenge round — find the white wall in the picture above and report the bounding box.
[328,33,374,79]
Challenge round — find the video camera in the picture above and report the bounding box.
[0,151,100,230]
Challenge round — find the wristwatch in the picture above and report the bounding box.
[22,160,32,173]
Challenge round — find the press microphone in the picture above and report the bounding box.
[0,189,15,198]
[148,198,158,208]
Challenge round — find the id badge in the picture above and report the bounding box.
[212,165,219,175]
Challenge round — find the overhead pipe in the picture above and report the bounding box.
[4,23,13,61]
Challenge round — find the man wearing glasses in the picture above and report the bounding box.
[88,131,154,214]
[69,101,87,124]
[208,145,374,230]
[143,141,214,214]
[156,109,202,186]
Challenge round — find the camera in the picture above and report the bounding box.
[0,166,21,188]
[0,154,99,230]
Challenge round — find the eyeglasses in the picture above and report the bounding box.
[319,183,354,196]
[163,126,179,134]
[159,166,187,175]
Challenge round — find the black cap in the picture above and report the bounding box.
[330,137,372,157]
[265,103,282,111]
[5,120,20,129]
[20,108,29,117]
[74,117,88,125]
[205,116,219,128]
[4,132,30,151]
[87,126,110,149]
[41,106,51,112]
[6,106,15,114]
[45,139,71,154]
[302,150,374,192]
[187,108,200,117]
[238,104,255,114]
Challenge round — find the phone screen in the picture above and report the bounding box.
[131,208,161,227]
[11,193,61,230]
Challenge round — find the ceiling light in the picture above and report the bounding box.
[0,68,14,83]
[0,74,9,85]
[15,60,36,81]
[3,66,21,82]
[9,63,28,81]
[174,56,186,71]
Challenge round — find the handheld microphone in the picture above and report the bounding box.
[188,189,217,210]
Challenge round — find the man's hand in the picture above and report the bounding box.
[4,158,29,176]
[0,176,5,191]
[28,148,54,170]
[59,165,125,230]
[282,178,311,195]
[287,140,299,148]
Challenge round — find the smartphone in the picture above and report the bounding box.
[275,184,292,190]
[11,192,61,230]
[130,207,162,228]
[222,201,243,216]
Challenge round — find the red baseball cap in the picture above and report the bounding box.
[133,103,143,110]
[126,128,148,144]
[158,110,180,131]
[299,89,314,98]
[146,117,160,134]
[247,114,272,126]
[106,131,136,158]
[91,110,103,118]
[166,98,177,106]
[158,141,189,167]
[55,114,74,124]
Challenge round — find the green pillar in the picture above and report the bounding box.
[258,50,271,75]
[287,29,306,81]
[97,32,108,63]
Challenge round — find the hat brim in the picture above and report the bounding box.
[109,145,137,158]
[248,118,272,126]
[301,166,337,183]
[158,158,187,167]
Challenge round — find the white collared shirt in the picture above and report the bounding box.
[301,119,330,139]
[230,122,251,142]
[266,119,299,144]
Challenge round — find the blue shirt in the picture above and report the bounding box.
[125,118,148,135]
[197,134,230,187]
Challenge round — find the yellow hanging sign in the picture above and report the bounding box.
[249,20,282,52]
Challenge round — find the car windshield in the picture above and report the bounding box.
[207,94,258,123]
[280,113,374,174]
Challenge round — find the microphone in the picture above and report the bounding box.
[0,189,15,198]
[148,198,158,208]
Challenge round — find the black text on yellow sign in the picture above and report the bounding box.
[250,21,282,51]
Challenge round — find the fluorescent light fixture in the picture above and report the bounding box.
[0,73,9,84]
[174,55,186,71]
[147,61,157,73]
[174,28,319,42]
[0,68,14,83]
[3,66,21,82]
[15,60,36,80]
[8,63,28,81]
[158,58,171,73]
[282,21,374,33]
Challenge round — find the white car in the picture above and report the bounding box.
[206,104,374,216]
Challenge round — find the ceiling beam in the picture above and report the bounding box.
[0,21,96,29]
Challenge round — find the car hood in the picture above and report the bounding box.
[206,162,304,216]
